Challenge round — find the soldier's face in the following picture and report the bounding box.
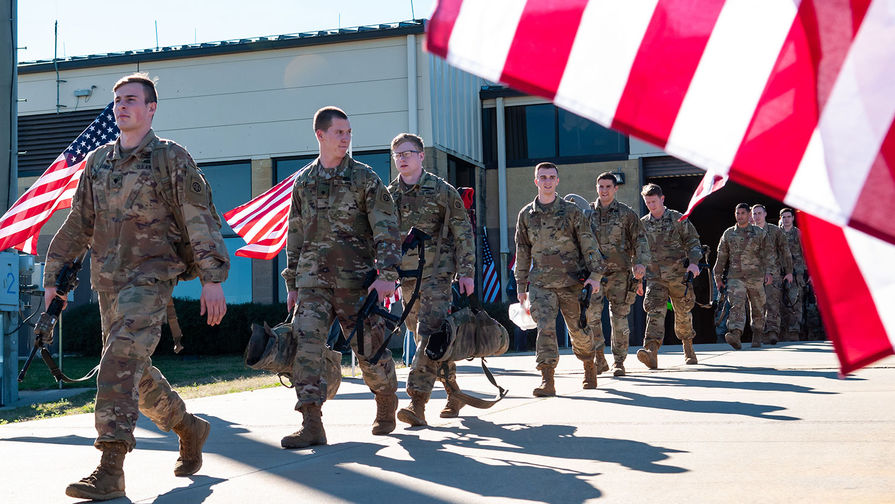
[317,118,352,158]
[781,212,794,228]
[597,178,618,204]
[751,207,767,226]
[393,141,424,179]
[113,83,155,133]
[534,168,558,196]
[736,207,750,226]
[643,194,664,216]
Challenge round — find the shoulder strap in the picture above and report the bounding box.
[150,141,186,232]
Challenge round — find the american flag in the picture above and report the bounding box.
[0,103,118,254]
[223,171,301,260]
[681,170,729,220]
[481,226,500,303]
[427,0,895,374]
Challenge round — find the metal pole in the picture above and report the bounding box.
[496,97,508,302]
[406,34,418,134]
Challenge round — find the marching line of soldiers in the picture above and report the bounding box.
[41,72,822,502]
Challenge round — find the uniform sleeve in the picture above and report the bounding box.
[446,187,476,278]
[627,212,651,266]
[364,175,402,284]
[514,209,532,293]
[777,230,793,276]
[174,151,230,284]
[574,209,605,281]
[714,232,729,284]
[760,228,776,276]
[281,180,302,293]
[44,152,97,287]
[681,218,703,265]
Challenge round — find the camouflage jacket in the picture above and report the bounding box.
[781,226,807,276]
[714,224,775,283]
[45,130,230,291]
[640,208,702,282]
[282,155,401,291]
[588,199,650,273]
[514,197,604,292]
[761,223,793,277]
[387,170,475,279]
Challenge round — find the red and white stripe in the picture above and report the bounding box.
[223,172,300,260]
[681,170,728,220]
[427,0,895,373]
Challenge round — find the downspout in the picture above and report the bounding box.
[496,97,508,302]
[406,34,418,134]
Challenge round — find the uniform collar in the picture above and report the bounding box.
[532,196,560,213]
[314,154,353,178]
[592,198,619,212]
[393,169,436,192]
[111,130,157,162]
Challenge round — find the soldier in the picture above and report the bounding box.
[638,183,702,368]
[751,204,794,345]
[281,106,402,449]
[387,133,476,426]
[779,208,806,341]
[586,172,650,377]
[45,73,229,501]
[714,203,774,350]
[515,162,604,396]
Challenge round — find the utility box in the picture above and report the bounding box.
[0,251,19,406]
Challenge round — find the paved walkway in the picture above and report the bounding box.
[2,342,893,503]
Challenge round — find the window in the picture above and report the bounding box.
[172,161,253,304]
[558,108,627,158]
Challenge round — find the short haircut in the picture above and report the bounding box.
[640,183,663,197]
[113,72,158,103]
[313,106,348,133]
[391,133,424,152]
[736,203,751,212]
[750,203,767,212]
[780,207,795,218]
[597,171,618,186]
[535,162,558,177]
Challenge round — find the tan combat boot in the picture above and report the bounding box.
[582,359,598,389]
[612,361,626,377]
[397,390,429,427]
[766,331,779,345]
[532,368,556,397]
[371,392,398,435]
[595,352,610,375]
[281,403,327,449]
[784,331,800,342]
[440,385,466,418]
[683,339,698,365]
[65,442,127,501]
[172,413,211,476]
[636,341,659,369]
[725,329,743,350]
[751,333,762,348]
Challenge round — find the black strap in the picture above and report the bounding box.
[39,346,99,384]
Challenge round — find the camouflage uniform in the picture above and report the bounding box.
[44,130,229,450]
[515,197,604,370]
[781,226,806,339]
[388,171,475,394]
[714,224,774,337]
[640,209,703,346]
[282,155,401,407]
[586,200,650,364]
[759,223,793,340]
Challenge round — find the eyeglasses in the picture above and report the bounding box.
[391,150,421,160]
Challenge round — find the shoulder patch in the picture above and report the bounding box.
[381,190,391,203]
[454,199,463,210]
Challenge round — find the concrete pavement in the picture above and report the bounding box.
[1,341,893,504]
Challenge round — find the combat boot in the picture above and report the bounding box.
[725,329,743,350]
[612,361,626,377]
[636,341,659,369]
[766,331,779,345]
[281,403,327,449]
[172,413,211,476]
[595,352,610,375]
[397,390,429,427]
[440,389,465,418]
[65,442,126,501]
[784,331,800,342]
[371,392,398,435]
[683,339,698,364]
[751,333,762,348]
[582,359,598,389]
[532,368,556,397]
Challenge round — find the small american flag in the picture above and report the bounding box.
[481,226,500,303]
[223,171,301,260]
[681,170,729,220]
[0,103,118,254]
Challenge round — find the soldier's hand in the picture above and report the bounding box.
[200,282,227,326]
[632,264,646,279]
[286,290,298,313]
[517,292,529,312]
[687,263,700,278]
[764,274,773,285]
[43,287,68,312]
[458,276,474,295]
[584,278,600,295]
[636,281,644,297]
[784,273,794,284]
[369,279,395,303]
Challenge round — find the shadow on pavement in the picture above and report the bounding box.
[577,388,799,421]
[621,374,837,395]
[150,476,226,504]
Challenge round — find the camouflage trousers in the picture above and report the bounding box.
[292,287,398,407]
[780,274,804,334]
[588,269,637,363]
[762,273,783,335]
[529,283,596,370]
[643,276,695,346]
[401,273,457,395]
[726,278,766,334]
[95,280,185,451]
